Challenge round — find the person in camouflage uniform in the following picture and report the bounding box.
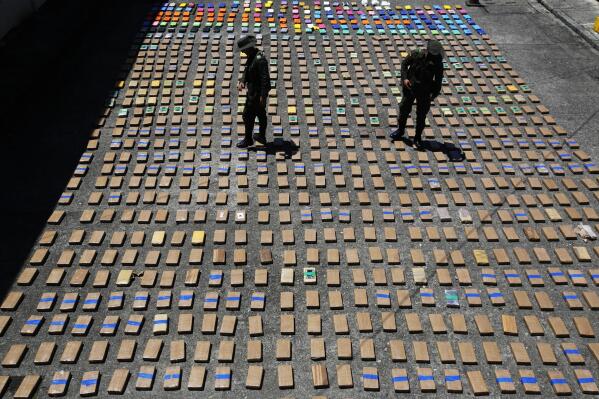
[236,35,272,148]
[390,39,444,149]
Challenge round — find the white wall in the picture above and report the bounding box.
[0,0,48,40]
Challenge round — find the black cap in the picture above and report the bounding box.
[427,39,444,57]
[237,35,257,51]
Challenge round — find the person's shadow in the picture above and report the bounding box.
[400,137,465,162]
[249,138,300,159]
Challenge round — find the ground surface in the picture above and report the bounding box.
[0,0,598,397]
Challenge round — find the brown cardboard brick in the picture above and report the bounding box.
[381,311,397,332]
[0,291,22,311]
[388,339,405,362]
[201,314,217,334]
[311,364,329,388]
[513,290,532,309]
[336,364,353,388]
[451,314,468,334]
[305,290,320,309]
[2,344,26,367]
[163,366,181,390]
[170,340,185,363]
[280,292,294,310]
[359,338,375,361]
[376,289,391,307]
[80,370,100,395]
[443,369,462,393]
[362,367,379,391]
[311,338,325,360]
[561,343,584,364]
[280,269,293,287]
[537,342,557,365]
[193,341,211,363]
[60,341,82,364]
[333,337,350,360]
[328,291,343,309]
[278,365,294,389]
[458,341,477,365]
[575,369,598,394]
[466,370,488,395]
[368,246,383,262]
[436,268,451,285]
[107,369,130,394]
[437,341,456,364]
[519,369,540,394]
[391,268,405,285]
[548,267,568,284]
[142,339,163,361]
[16,267,38,285]
[548,370,571,395]
[573,316,595,337]
[413,267,427,285]
[307,314,321,335]
[501,314,518,336]
[474,314,494,335]
[482,341,502,364]
[89,340,109,363]
[523,315,545,336]
[333,314,349,335]
[34,341,56,365]
[584,291,599,310]
[534,291,554,310]
[392,368,409,392]
[245,365,263,389]
[413,341,429,363]
[525,269,544,286]
[276,339,291,361]
[280,314,295,334]
[495,369,515,393]
[14,375,41,399]
[346,247,360,264]
[510,342,531,365]
[248,315,263,336]
[255,269,268,285]
[116,339,136,362]
[219,315,237,335]
[352,269,367,285]
[356,312,373,332]
[214,367,231,390]
[547,316,570,338]
[417,367,435,392]
[405,313,422,333]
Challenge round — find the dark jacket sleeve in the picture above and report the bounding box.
[400,54,412,83]
[259,57,271,98]
[432,58,444,96]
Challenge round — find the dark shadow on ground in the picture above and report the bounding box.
[420,139,466,162]
[249,138,300,159]
[0,0,154,298]
[398,136,465,161]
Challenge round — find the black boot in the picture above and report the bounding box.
[237,137,254,148]
[252,133,267,145]
[390,128,405,140]
[413,137,423,149]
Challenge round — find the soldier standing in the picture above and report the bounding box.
[390,39,444,149]
[236,35,272,148]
